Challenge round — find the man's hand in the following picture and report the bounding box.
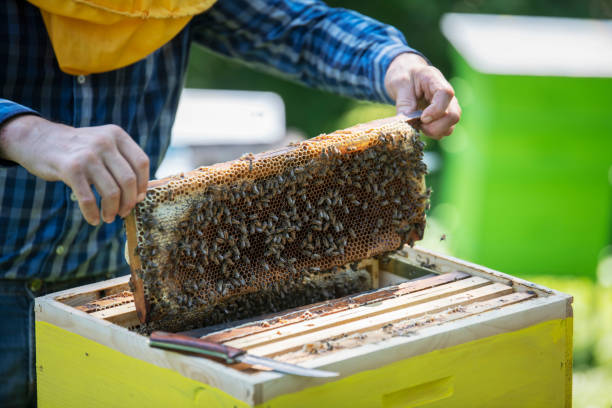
[385,53,461,139]
[0,115,149,225]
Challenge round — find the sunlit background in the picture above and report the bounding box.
[158,2,612,406]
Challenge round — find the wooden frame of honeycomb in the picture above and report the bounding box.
[125,116,429,332]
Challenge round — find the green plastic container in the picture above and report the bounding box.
[438,13,612,278]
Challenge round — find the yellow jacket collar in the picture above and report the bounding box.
[28,0,217,75]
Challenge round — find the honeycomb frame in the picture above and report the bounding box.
[125,116,429,329]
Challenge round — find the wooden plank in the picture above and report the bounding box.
[274,291,537,365]
[201,271,469,343]
[400,246,562,298]
[360,259,379,289]
[379,270,436,287]
[380,255,435,281]
[54,275,131,307]
[247,283,514,357]
[90,302,140,327]
[458,291,536,315]
[384,291,537,334]
[226,276,491,349]
[75,291,134,313]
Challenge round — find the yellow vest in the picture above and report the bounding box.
[28,0,218,75]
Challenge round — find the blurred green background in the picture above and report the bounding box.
[185,1,612,406]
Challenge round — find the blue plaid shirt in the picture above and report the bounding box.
[0,0,418,282]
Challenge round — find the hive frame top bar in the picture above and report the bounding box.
[36,246,572,406]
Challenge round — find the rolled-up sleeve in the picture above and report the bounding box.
[0,98,38,126]
[191,0,425,104]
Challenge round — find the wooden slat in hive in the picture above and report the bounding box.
[246,283,515,357]
[225,276,492,349]
[272,291,536,365]
[201,270,469,344]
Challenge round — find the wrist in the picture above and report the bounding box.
[394,52,429,68]
[0,114,49,162]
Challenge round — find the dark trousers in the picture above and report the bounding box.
[0,276,110,408]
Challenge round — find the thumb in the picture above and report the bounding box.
[395,83,418,116]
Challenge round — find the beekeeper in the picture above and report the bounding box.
[0,1,460,406]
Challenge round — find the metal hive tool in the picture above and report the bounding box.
[125,116,429,332]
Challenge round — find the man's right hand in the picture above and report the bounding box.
[0,115,149,226]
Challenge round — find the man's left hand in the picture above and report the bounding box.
[385,53,461,139]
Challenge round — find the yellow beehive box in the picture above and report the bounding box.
[35,246,572,407]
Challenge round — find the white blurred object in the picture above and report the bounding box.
[441,13,612,77]
[172,89,285,146]
[598,253,612,287]
[156,89,290,179]
[423,151,440,173]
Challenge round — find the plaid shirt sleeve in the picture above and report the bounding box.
[0,98,39,126]
[191,0,425,104]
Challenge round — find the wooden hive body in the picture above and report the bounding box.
[35,246,573,407]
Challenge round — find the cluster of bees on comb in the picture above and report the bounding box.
[126,118,429,333]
